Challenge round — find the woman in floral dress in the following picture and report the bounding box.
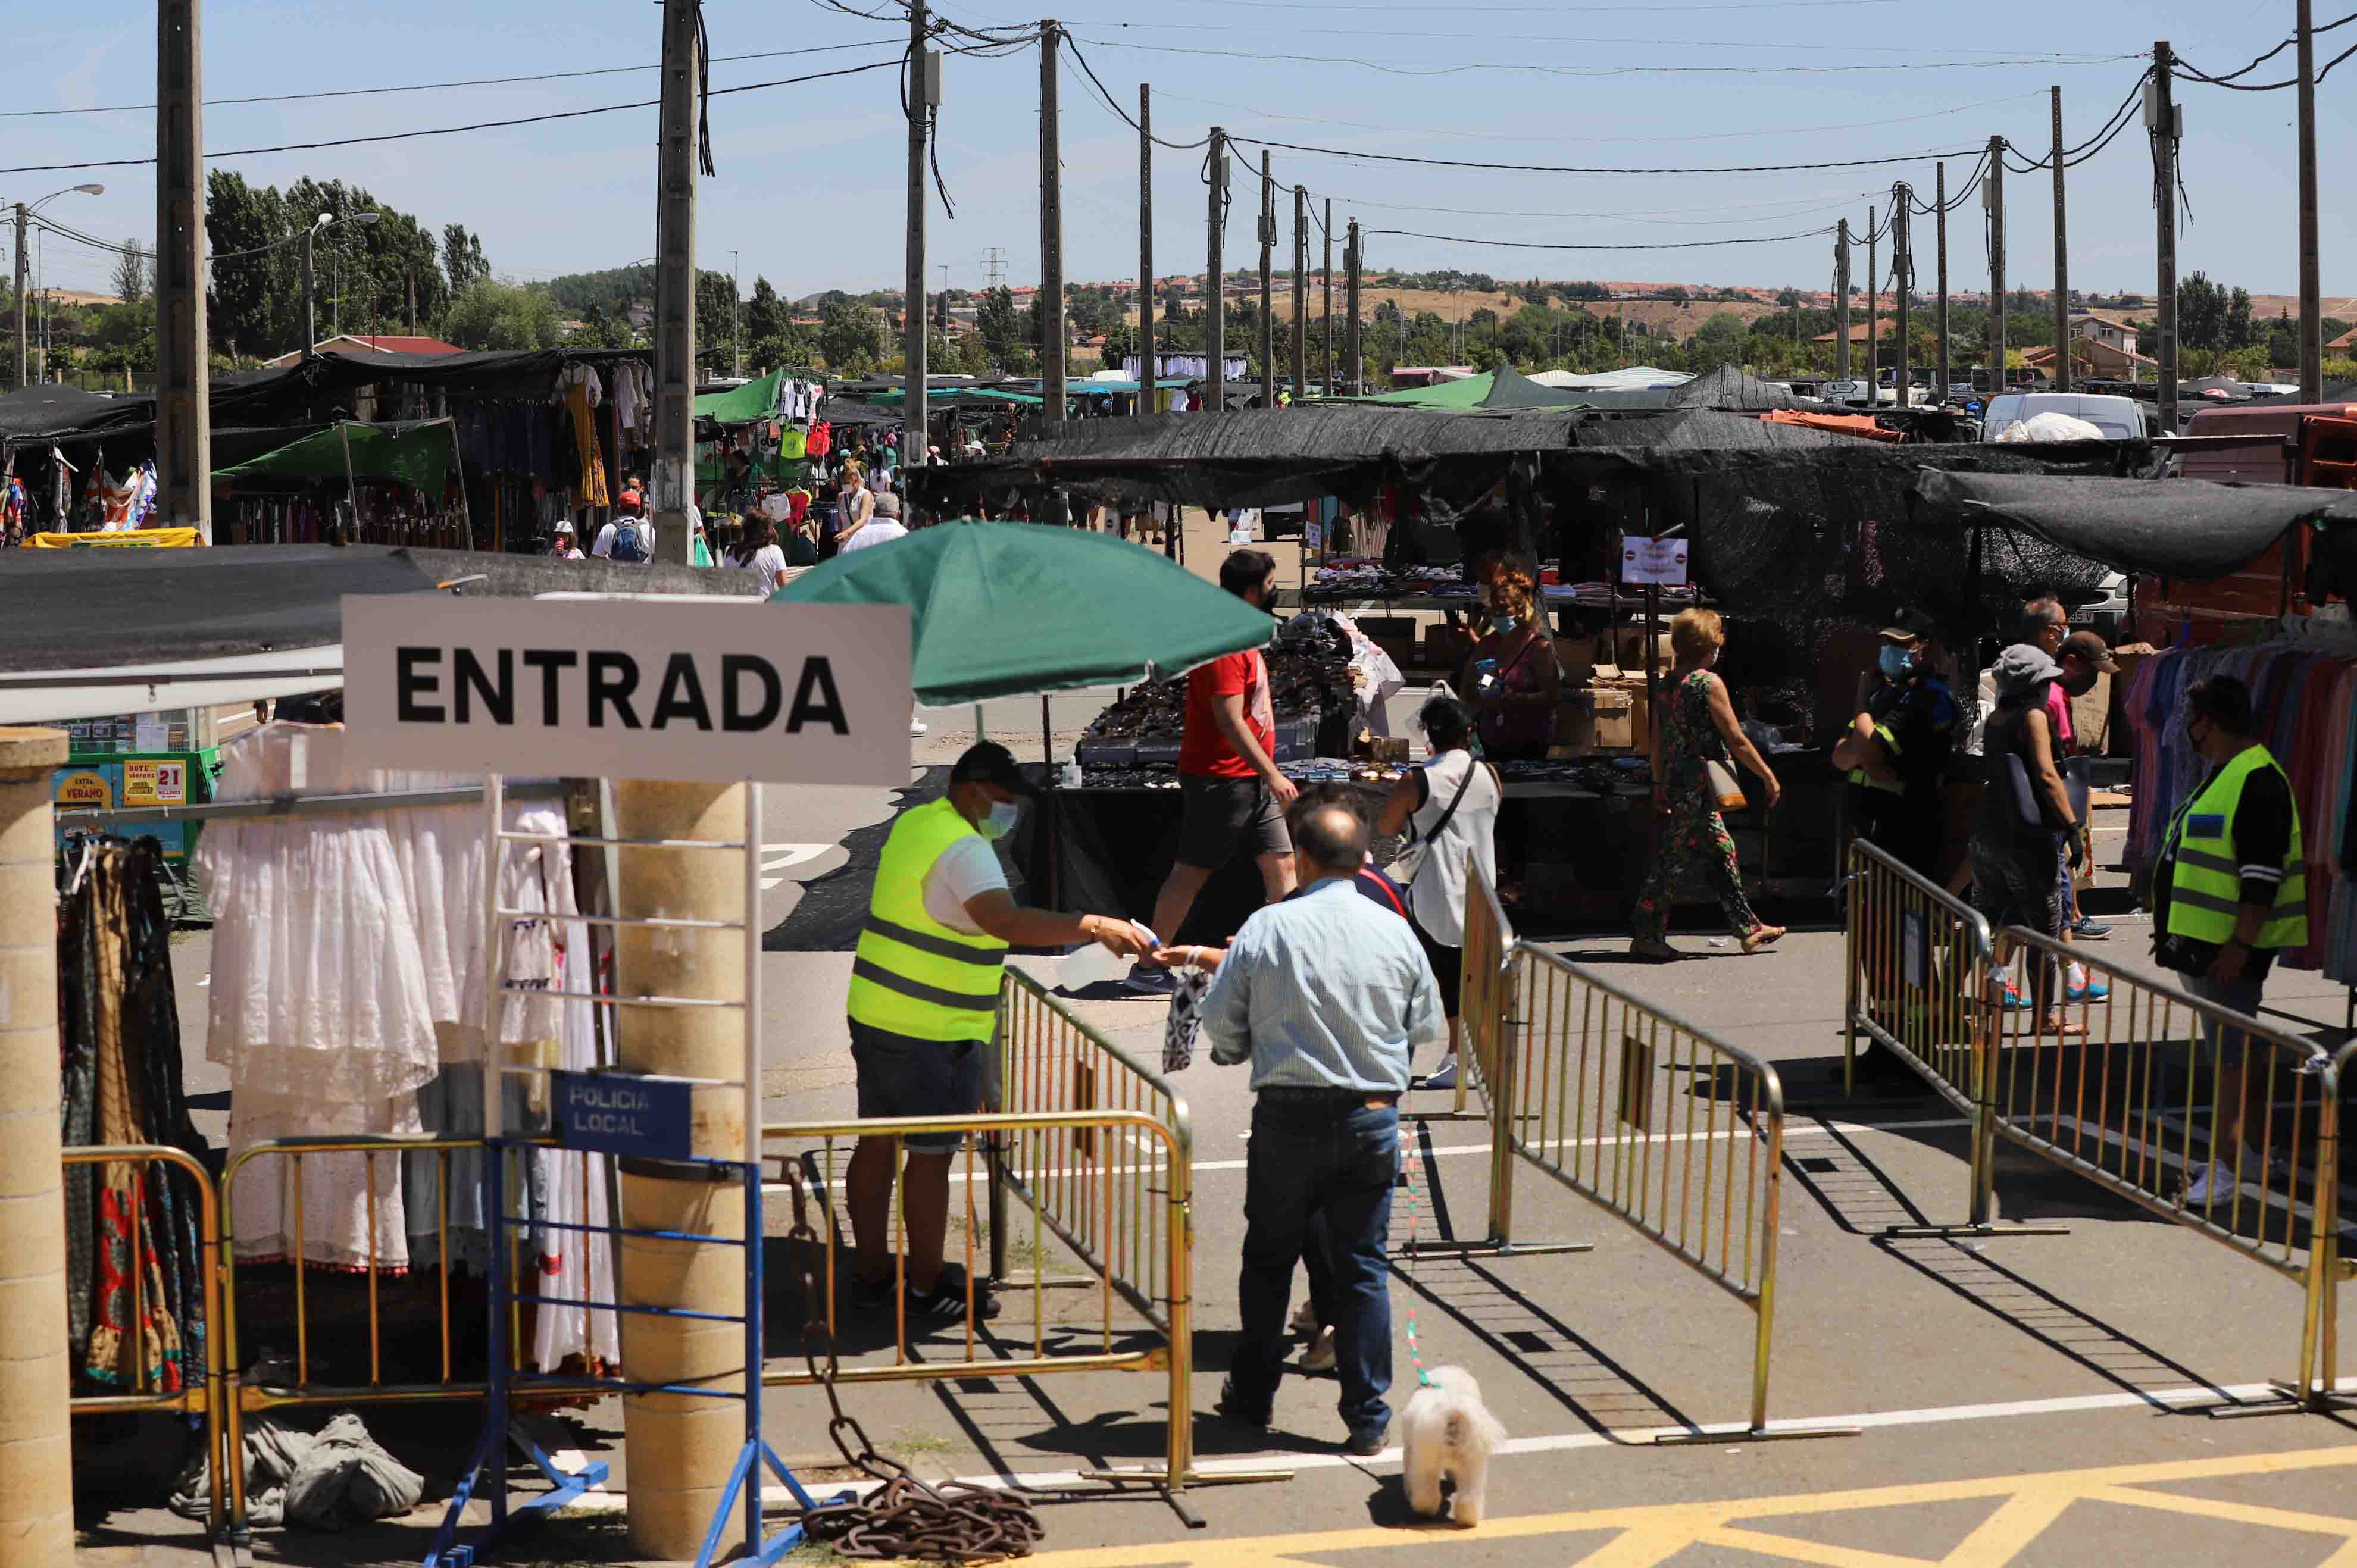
[1631,608,1787,960]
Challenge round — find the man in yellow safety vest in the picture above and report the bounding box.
[845,743,1151,1320]
[2152,674,2307,1208]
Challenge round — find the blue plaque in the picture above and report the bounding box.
[552,1070,695,1160]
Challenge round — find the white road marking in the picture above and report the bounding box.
[760,843,831,890]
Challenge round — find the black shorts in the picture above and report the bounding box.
[1176,774,1292,870]
[849,1019,987,1154]
[1411,913,1465,1021]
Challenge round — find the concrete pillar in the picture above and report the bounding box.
[612,781,748,1559]
[0,728,70,1565]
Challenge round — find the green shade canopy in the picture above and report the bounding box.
[693,369,782,423]
[1356,371,1497,408]
[212,420,455,490]
[772,520,1273,705]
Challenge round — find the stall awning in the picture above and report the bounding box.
[1913,469,2357,580]
[213,420,456,490]
[693,369,784,424]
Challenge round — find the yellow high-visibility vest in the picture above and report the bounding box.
[846,798,1009,1043]
[2161,745,2307,951]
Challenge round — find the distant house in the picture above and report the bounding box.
[2069,309,2143,359]
[2329,326,2357,352]
[266,333,465,368]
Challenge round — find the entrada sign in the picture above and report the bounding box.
[342,595,910,784]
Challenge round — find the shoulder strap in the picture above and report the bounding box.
[1418,752,1478,850]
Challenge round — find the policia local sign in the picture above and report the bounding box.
[342,596,912,785]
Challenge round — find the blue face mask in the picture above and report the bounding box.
[1878,645,1916,680]
[979,800,1021,841]
[1491,615,1518,637]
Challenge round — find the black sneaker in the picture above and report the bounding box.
[1214,1378,1271,1429]
[905,1263,1001,1322]
[1342,1427,1389,1458]
[1121,965,1177,996]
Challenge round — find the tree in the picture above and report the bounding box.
[817,298,884,372]
[440,280,562,350]
[2179,271,2228,352]
[696,269,740,361]
[745,276,790,343]
[955,333,992,377]
[1099,322,1135,370]
[442,223,488,295]
[110,243,150,307]
[83,302,154,374]
[976,286,1023,371]
[576,303,636,350]
[205,171,295,359]
[2225,287,2256,351]
[1661,285,1690,305]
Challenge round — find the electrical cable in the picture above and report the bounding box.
[1360,223,1837,251]
[1142,0,1914,10]
[1075,36,2141,79]
[1299,185,1886,225]
[1225,134,1979,176]
[1062,37,1211,149]
[1068,19,2119,60]
[0,55,904,177]
[2175,36,2357,90]
[2171,11,2356,86]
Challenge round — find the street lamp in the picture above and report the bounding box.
[12,183,102,386]
[728,248,741,377]
[303,209,380,353]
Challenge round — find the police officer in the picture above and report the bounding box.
[845,743,1150,1318]
[2152,675,2306,1206]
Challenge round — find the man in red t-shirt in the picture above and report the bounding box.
[1127,550,1299,993]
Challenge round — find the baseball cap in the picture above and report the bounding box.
[1878,607,1936,642]
[949,741,1037,796]
[618,489,642,510]
[2061,629,2120,674]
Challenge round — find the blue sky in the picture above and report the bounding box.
[5,2,2352,308]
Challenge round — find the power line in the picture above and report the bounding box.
[2175,37,2357,91]
[1073,36,2143,79]
[1225,134,1980,176]
[1360,223,1837,250]
[1147,0,1914,11]
[0,40,897,120]
[1304,186,1887,225]
[2171,10,2356,86]
[1060,37,1211,149]
[0,56,904,177]
[1070,20,2116,59]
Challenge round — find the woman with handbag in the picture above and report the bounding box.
[1378,696,1501,1091]
[1630,609,1786,962]
[1968,643,2084,1035]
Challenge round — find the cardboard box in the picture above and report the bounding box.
[1550,694,1596,758]
[1614,628,1676,670]
[1592,688,1637,750]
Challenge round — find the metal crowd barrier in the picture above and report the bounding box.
[2308,1043,2357,1413]
[1501,946,1845,1442]
[760,1106,1290,1526]
[61,1143,228,1538]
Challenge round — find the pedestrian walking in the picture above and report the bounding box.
[1630,609,1786,961]
[1190,794,1442,1456]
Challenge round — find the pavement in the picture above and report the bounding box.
[79,519,2357,1564]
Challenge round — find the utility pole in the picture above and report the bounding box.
[904,0,932,468]
[1137,83,1154,417]
[1835,221,1851,382]
[2298,0,2322,402]
[1936,161,1950,398]
[11,206,24,390]
[651,0,699,569]
[1321,199,1333,399]
[1038,19,1066,418]
[2150,44,2180,434]
[1894,188,1911,407]
[1867,206,1878,402]
[1257,152,1275,406]
[2051,86,2071,393]
[1987,136,2007,400]
[1345,218,1362,396]
[154,0,210,539]
[1206,127,1227,412]
[1289,184,1307,400]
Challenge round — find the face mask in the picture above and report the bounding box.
[979,800,1021,840]
[1491,616,1518,637]
[1878,646,1916,679]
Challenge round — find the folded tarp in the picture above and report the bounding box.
[1914,469,2357,580]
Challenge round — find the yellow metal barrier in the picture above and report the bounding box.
[62,1143,227,1538]
[2303,1043,2356,1413]
[1994,928,2350,1416]
[1505,946,1847,1442]
[760,1108,1289,1523]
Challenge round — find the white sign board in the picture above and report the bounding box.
[342,596,912,785]
[1620,535,1690,587]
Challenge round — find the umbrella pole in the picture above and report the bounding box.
[974,705,985,743]
[1042,694,1052,771]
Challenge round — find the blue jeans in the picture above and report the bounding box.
[1233,1094,1399,1442]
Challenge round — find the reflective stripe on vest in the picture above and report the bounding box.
[1845,720,1905,795]
[847,797,1010,1043]
[2161,746,2308,950]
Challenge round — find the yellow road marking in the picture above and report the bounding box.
[1024,1444,2357,1568]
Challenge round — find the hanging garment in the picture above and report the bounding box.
[551,364,611,509]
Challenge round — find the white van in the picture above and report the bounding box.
[1980,391,2149,441]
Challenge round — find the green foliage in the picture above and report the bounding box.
[540,264,654,318]
[441,280,563,350]
[696,270,739,359]
[817,297,884,373]
[976,286,1024,373]
[205,173,449,359]
[745,276,791,344]
[574,303,637,350]
[82,302,154,373]
[442,223,487,295]
[110,243,150,308]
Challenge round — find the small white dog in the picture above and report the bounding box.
[1399,1365,1506,1526]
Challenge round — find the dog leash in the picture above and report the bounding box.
[1399,1131,1432,1391]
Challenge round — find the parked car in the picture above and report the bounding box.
[1980,392,2149,442]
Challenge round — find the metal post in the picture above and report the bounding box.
[303,226,317,355]
[10,205,24,390]
[1345,219,1362,397]
[1987,137,2007,399]
[1038,20,1066,418]
[2298,0,2322,403]
[1206,129,1227,414]
[154,0,210,539]
[1834,221,1851,382]
[1321,198,1333,400]
[652,0,700,566]
[1137,83,1154,420]
[1867,207,1878,403]
[2152,46,2179,436]
[905,1,931,470]
[1258,153,1275,406]
[1290,184,1307,400]
[1894,190,1911,406]
[1936,162,1950,399]
[2052,86,2071,393]
[0,727,72,1566]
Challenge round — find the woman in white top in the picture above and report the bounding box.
[741,519,790,591]
[1377,694,1500,1090]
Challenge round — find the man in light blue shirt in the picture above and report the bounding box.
[1192,796,1442,1455]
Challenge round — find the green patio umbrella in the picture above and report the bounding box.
[771,520,1273,707]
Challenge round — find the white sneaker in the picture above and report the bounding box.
[910,718,929,737]
[2182,1160,2233,1206]
[1419,1053,1459,1091]
[1299,1326,1337,1373]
